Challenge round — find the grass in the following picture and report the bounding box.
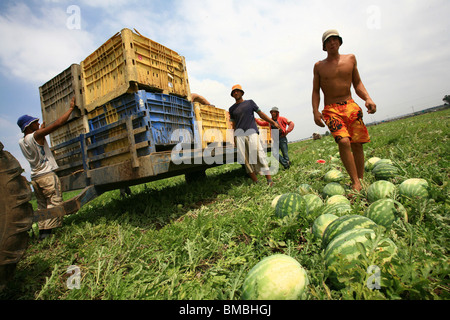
[1,108,449,300]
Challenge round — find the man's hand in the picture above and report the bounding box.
[313,111,326,127]
[366,99,376,114]
[70,96,76,109]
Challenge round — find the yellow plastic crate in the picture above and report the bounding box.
[194,103,233,148]
[81,28,191,113]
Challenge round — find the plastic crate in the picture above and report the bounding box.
[81,28,191,113]
[39,64,88,146]
[86,90,195,168]
[194,103,233,148]
[257,124,272,148]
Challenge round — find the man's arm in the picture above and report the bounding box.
[352,56,376,114]
[286,120,294,134]
[256,110,281,130]
[255,118,269,126]
[34,97,76,145]
[312,62,325,127]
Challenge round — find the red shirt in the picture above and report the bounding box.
[256,116,293,137]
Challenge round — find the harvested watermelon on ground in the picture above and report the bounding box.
[372,163,399,180]
[367,180,397,202]
[365,198,408,228]
[320,202,352,216]
[275,193,306,218]
[303,194,324,215]
[324,169,345,182]
[241,254,309,300]
[323,182,346,198]
[322,214,378,248]
[365,157,381,171]
[312,213,338,240]
[399,178,429,199]
[324,228,397,279]
[298,183,314,195]
[326,195,350,205]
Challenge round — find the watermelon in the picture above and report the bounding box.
[322,214,378,248]
[324,228,376,268]
[325,195,350,205]
[399,178,429,199]
[275,193,306,218]
[303,194,323,215]
[241,254,309,300]
[323,182,346,198]
[367,180,397,202]
[365,157,381,171]
[320,202,352,216]
[365,199,408,228]
[271,195,282,208]
[324,169,344,182]
[312,213,338,240]
[324,229,397,269]
[372,159,393,169]
[372,163,399,180]
[298,183,314,195]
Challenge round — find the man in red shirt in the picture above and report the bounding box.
[256,107,295,169]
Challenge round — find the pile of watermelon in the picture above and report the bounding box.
[242,157,432,298]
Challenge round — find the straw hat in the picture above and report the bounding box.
[322,29,343,51]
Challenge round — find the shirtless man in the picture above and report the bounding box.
[312,29,376,192]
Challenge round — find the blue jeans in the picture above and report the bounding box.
[273,136,290,168]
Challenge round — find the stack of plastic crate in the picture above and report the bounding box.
[38,64,88,175]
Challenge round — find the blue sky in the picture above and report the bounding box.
[1,0,449,179]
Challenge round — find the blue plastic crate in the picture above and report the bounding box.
[87,91,196,166]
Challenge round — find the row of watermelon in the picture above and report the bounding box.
[240,156,431,299]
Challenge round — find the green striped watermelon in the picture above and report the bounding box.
[241,254,309,300]
[324,228,376,268]
[275,193,306,218]
[372,163,399,180]
[325,195,350,205]
[324,229,397,287]
[312,213,339,240]
[320,202,352,216]
[324,169,345,182]
[399,178,429,199]
[372,159,393,169]
[365,199,408,228]
[323,182,346,198]
[271,195,283,208]
[322,214,378,248]
[367,180,397,202]
[298,183,314,195]
[365,157,381,171]
[303,194,324,215]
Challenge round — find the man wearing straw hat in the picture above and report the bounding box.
[229,84,281,186]
[256,107,295,169]
[312,29,377,192]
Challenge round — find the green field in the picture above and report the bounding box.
[2,108,449,300]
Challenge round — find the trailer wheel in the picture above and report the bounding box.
[0,142,33,289]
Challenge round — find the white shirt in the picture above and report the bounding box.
[19,133,58,178]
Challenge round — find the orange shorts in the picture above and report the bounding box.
[322,99,370,144]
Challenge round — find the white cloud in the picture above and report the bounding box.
[0,2,96,86]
